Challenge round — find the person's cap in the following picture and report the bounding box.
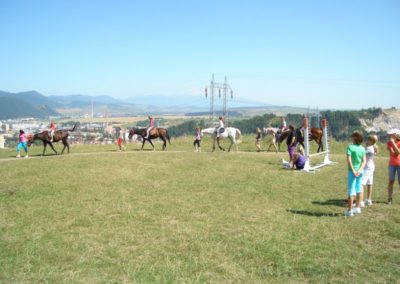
[387,128,400,135]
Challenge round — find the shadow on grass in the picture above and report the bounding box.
[312,199,347,207]
[287,209,342,217]
[27,153,57,157]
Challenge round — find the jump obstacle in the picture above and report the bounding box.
[302,117,335,172]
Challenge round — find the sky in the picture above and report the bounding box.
[0,0,399,109]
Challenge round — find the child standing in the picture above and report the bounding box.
[345,131,366,217]
[386,129,400,204]
[194,127,201,152]
[16,129,29,158]
[362,134,378,206]
[255,128,262,152]
[117,130,125,151]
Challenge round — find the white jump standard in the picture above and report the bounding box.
[303,117,335,172]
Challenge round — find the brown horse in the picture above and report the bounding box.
[28,124,78,155]
[128,127,171,150]
[296,127,323,152]
[279,127,323,152]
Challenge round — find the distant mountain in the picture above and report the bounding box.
[0,90,61,108]
[49,94,124,106]
[0,96,59,119]
[0,90,304,118]
[0,91,60,119]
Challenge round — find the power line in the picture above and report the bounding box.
[204,74,233,126]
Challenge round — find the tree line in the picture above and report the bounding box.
[165,108,384,141]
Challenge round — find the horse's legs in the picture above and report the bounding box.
[49,142,58,155]
[273,142,279,153]
[42,141,47,156]
[61,139,69,154]
[217,137,225,151]
[272,137,278,153]
[233,138,238,151]
[228,137,235,152]
[161,137,167,150]
[318,140,323,153]
[212,138,216,152]
[148,139,155,151]
[61,143,66,154]
[141,139,146,150]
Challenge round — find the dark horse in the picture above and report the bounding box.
[28,124,78,155]
[279,127,324,152]
[128,127,171,151]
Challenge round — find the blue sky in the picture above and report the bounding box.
[0,0,399,109]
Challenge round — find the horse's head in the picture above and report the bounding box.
[200,128,213,136]
[128,128,135,140]
[27,134,35,146]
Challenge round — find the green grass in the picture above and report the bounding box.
[1,136,399,283]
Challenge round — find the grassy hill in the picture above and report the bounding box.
[0,137,399,282]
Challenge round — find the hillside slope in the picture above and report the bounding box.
[0,96,59,119]
[360,109,400,132]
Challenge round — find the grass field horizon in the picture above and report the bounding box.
[1,136,399,282]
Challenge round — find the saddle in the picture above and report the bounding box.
[148,128,157,136]
[215,128,225,134]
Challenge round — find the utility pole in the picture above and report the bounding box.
[205,74,233,126]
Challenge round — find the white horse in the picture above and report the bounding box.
[201,127,242,152]
[262,127,281,153]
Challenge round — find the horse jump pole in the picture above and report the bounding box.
[303,117,334,172]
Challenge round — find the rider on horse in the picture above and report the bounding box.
[49,120,56,142]
[145,116,155,139]
[216,116,225,140]
[277,117,287,135]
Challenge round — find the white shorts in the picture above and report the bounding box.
[362,169,374,186]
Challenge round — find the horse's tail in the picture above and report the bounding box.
[70,123,78,132]
[235,128,242,143]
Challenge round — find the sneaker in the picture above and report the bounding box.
[360,201,365,208]
[387,198,393,205]
[24,155,29,158]
[16,154,20,158]
[344,210,354,217]
[352,207,362,214]
[365,199,373,206]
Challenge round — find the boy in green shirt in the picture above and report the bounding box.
[345,131,366,217]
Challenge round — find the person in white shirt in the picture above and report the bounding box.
[362,134,378,206]
[216,116,225,139]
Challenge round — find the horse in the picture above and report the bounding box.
[28,124,78,156]
[262,127,291,152]
[296,127,324,152]
[128,127,171,151]
[201,127,242,152]
[261,127,280,153]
